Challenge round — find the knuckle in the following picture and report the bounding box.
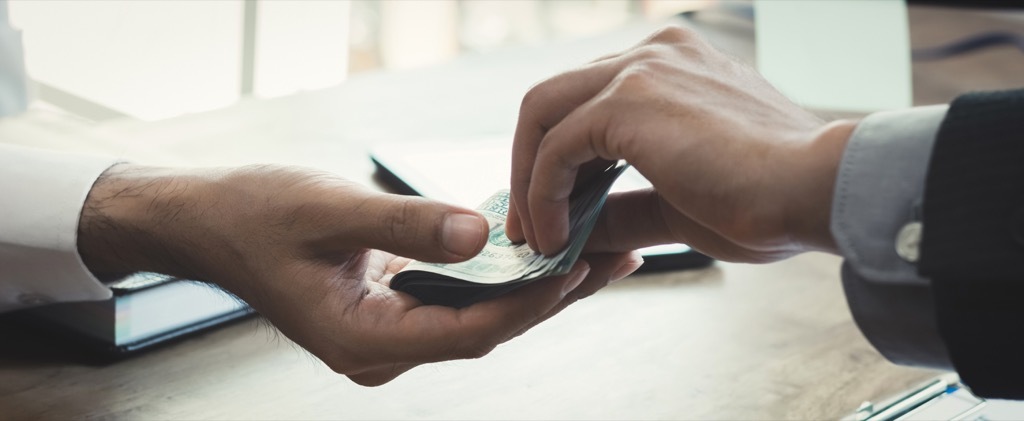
[521,79,554,112]
[649,25,696,44]
[624,46,678,73]
[629,45,662,63]
[614,65,658,93]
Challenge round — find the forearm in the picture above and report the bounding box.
[77,164,211,282]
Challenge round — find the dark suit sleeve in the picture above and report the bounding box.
[919,88,1024,399]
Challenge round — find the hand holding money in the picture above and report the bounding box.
[507,26,845,263]
[391,163,631,307]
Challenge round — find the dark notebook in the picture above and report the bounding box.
[24,272,252,357]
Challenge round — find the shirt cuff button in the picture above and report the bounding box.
[896,222,922,263]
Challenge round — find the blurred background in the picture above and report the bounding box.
[8,0,710,122]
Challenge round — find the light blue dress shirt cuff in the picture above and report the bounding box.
[832,105,952,368]
[832,105,947,284]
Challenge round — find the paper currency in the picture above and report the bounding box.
[390,162,629,307]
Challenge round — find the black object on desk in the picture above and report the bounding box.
[19,272,252,358]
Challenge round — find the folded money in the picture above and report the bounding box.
[390,162,629,308]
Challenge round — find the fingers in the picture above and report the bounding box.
[584,189,762,262]
[526,98,617,255]
[386,261,591,366]
[508,251,644,340]
[510,26,703,255]
[333,191,489,263]
[582,189,682,253]
[510,55,632,252]
[326,264,588,384]
[464,259,590,342]
[344,253,644,386]
[505,199,526,243]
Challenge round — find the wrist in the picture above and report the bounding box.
[77,164,207,280]
[789,119,858,254]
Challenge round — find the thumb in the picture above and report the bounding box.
[584,189,677,253]
[341,192,489,263]
[585,188,735,255]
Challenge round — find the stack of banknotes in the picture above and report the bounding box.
[390,162,628,307]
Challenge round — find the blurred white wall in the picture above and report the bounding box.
[8,0,699,122]
[10,0,350,121]
[378,1,459,70]
[11,0,243,121]
[253,0,349,98]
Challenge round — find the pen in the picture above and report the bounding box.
[850,377,953,421]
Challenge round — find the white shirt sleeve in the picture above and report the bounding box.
[0,143,118,312]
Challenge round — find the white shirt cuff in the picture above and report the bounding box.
[0,143,118,312]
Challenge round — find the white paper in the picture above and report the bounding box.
[755,0,912,112]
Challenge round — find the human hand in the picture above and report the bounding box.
[507,26,858,263]
[77,164,642,385]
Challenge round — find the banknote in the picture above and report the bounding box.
[390,162,629,307]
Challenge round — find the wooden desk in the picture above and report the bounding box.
[2,5,1022,419]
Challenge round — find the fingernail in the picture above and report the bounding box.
[562,265,590,297]
[610,256,645,283]
[442,213,487,257]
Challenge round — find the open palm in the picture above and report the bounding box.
[79,164,642,386]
